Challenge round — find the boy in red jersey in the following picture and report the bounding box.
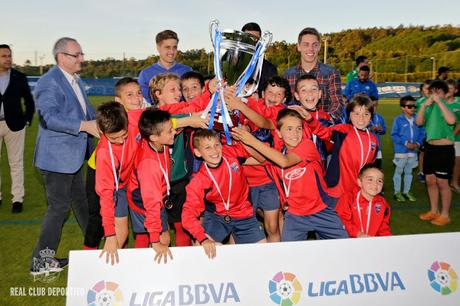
[127,109,175,263]
[84,78,145,251]
[96,102,143,265]
[289,74,334,164]
[224,77,292,242]
[294,95,378,208]
[182,129,266,258]
[336,165,391,237]
[232,109,348,241]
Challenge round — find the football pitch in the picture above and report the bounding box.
[0,97,458,306]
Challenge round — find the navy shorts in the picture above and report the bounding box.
[281,208,348,241]
[129,188,169,234]
[114,187,129,218]
[203,212,265,244]
[249,182,280,212]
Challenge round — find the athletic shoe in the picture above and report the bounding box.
[431,215,451,226]
[393,192,406,202]
[30,257,68,276]
[12,202,23,213]
[419,211,440,221]
[403,192,416,202]
[417,172,425,183]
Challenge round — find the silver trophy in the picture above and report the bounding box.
[203,19,272,139]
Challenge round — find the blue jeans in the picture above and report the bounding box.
[393,156,418,193]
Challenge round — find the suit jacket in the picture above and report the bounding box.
[0,68,35,131]
[34,66,95,173]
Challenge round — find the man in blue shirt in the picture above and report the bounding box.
[138,30,192,104]
[344,66,378,101]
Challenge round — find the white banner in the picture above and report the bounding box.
[67,232,460,306]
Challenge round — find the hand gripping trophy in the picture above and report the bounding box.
[201,19,272,144]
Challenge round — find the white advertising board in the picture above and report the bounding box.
[67,232,459,306]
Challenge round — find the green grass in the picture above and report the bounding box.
[0,97,458,305]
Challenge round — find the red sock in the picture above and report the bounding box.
[83,245,97,250]
[174,222,192,246]
[134,233,150,248]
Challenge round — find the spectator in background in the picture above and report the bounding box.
[436,66,449,81]
[416,80,459,226]
[241,22,278,96]
[346,55,368,83]
[445,79,460,193]
[31,37,99,275]
[344,66,378,101]
[284,27,345,122]
[415,79,432,183]
[368,96,386,169]
[0,44,35,213]
[138,30,192,104]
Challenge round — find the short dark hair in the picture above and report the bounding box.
[420,79,431,91]
[399,95,416,107]
[346,95,374,119]
[294,74,319,93]
[139,108,171,140]
[241,22,262,36]
[96,102,128,134]
[359,164,384,178]
[355,55,367,66]
[0,44,11,51]
[156,30,178,45]
[429,80,449,94]
[438,66,449,75]
[359,65,370,72]
[276,108,303,129]
[115,77,139,97]
[446,79,458,89]
[181,71,205,88]
[192,128,219,149]
[261,76,292,102]
[297,27,321,44]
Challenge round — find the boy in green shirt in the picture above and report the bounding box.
[416,80,460,226]
[446,79,460,193]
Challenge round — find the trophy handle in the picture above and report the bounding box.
[261,31,273,47]
[209,19,220,48]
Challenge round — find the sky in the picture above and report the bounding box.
[2,0,459,66]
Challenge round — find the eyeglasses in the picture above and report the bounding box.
[403,105,416,109]
[61,52,84,58]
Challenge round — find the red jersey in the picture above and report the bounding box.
[182,143,254,242]
[160,91,211,114]
[335,189,391,237]
[127,139,171,243]
[242,99,284,187]
[307,119,378,198]
[96,109,143,237]
[270,140,327,216]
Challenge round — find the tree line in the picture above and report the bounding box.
[17,25,460,82]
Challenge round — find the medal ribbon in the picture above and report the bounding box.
[353,127,371,169]
[356,191,372,235]
[108,141,125,192]
[204,157,232,212]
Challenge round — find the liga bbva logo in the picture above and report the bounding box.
[87,280,123,306]
[427,261,458,295]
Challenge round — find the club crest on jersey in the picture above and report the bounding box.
[375,203,382,214]
[136,133,142,143]
[230,162,239,172]
[284,167,306,180]
[371,142,377,151]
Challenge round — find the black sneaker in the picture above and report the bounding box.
[30,257,68,276]
[12,202,23,213]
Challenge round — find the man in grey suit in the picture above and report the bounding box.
[31,37,99,275]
